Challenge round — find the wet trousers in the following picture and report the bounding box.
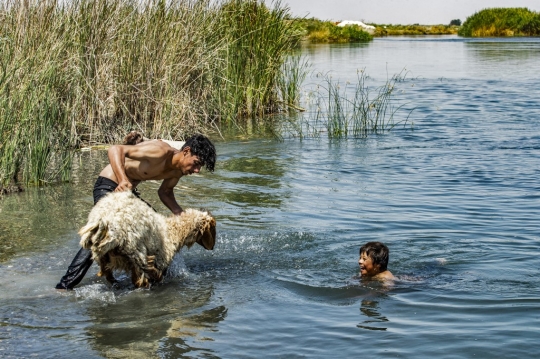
[55,177,119,290]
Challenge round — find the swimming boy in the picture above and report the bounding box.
[358,241,395,281]
[55,133,216,290]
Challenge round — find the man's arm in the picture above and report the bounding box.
[158,177,183,215]
[107,145,133,191]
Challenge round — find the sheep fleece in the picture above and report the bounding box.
[79,191,215,286]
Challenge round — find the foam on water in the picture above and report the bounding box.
[74,283,117,303]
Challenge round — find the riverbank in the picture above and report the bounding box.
[372,24,459,36]
[292,17,459,43]
[295,6,540,42]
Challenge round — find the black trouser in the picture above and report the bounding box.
[55,177,118,290]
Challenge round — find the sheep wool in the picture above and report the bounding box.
[79,191,215,288]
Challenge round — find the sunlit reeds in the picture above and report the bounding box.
[282,70,414,139]
[215,0,301,122]
[277,54,309,111]
[0,0,304,191]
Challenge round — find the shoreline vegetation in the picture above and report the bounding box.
[295,7,540,43]
[458,8,540,37]
[1,2,539,193]
[0,0,303,193]
[293,18,460,43]
[280,70,414,140]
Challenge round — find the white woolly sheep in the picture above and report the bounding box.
[79,191,216,288]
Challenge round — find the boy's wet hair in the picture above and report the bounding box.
[360,241,389,271]
[182,134,216,172]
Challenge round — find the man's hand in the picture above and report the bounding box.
[114,180,133,192]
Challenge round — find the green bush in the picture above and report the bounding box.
[338,24,372,42]
[459,7,540,37]
[292,18,373,43]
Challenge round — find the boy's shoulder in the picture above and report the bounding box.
[373,270,395,281]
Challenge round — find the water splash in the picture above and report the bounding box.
[165,252,189,278]
[74,284,116,303]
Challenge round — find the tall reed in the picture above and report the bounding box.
[276,54,309,111]
[0,0,304,191]
[283,70,414,139]
[214,0,301,122]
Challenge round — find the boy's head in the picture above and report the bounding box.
[181,134,216,172]
[359,241,389,277]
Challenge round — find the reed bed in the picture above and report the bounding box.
[458,8,540,37]
[282,70,414,139]
[216,0,301,121]
[0,0,303,192]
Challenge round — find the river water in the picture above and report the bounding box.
[1,35,539,358]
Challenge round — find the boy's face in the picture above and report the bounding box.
[359,251,381,277]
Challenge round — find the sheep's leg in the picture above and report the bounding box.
[144,255,164,283]
[131,266,149,288]
[102,268,117,286]
[96,255,117,285]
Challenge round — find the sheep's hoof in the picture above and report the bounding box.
[144,266,162,283]
[135,277,150,288]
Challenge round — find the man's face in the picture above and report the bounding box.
[182,148,202,175]
[359,251,380,277]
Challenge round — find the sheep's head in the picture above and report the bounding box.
[196,215,216,250]
[166,209,216,250]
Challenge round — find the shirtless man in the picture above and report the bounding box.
[55,133,216,290]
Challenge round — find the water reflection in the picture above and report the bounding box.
[85,282,226,358]
[206,141,296,227]
[357,298,389,331]
[0,184,91,262]
[465,40,540,69]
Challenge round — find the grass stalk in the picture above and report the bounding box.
[283,70,414,139]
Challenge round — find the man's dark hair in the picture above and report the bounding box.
[360,241,389,271]
[182,134,216,172]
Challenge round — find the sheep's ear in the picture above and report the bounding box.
[198,217,216,250]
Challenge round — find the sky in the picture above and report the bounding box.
[273,0,540,25]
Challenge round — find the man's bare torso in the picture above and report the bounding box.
[99,140,183,187]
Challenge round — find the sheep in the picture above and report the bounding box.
[79,191,216,288]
